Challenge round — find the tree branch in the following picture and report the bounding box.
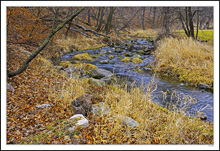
[8,7,85,77]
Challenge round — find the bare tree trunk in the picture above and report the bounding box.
[7,7,85,77]
[151,7,156,29]
[105,7,115,34]
[188,7,194,38]
[203,14,212,29]
[141,7,145,30]
[96,7,105,32]
[195,7,199,39]
[199,14,205,29]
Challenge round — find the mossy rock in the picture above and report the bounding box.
[108,55,114,60]
[72,63,98,71]
[132,58,143,64]
[122,57,130,63]
[60,61,73,68]
[72,53,93,61]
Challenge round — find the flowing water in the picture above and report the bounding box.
[61,39,213,122]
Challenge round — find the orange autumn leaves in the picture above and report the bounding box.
[7,7,48,46]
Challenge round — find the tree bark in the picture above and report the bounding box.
[141,7,145,30]
[8,7,85,77]
[151,7,156,29]
[188,7,194,38]
[96,7,105,32]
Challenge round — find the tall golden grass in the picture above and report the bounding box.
[153,37,213,88]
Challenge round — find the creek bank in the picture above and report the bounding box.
[50,37,213,132]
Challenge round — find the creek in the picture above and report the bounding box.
[61,39,213,122]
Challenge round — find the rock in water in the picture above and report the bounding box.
[99,60,109,64]
[198,83,210,90]
[71,94,92,116]
[197,112,207,121]
[99,49,107,54]
[91,68,113,79]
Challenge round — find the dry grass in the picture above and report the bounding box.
[55,35,106,52]
[153,37,213,88]
[46,74,213,144]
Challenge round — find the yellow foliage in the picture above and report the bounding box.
[132,58,143,64]
[72,53,93,61]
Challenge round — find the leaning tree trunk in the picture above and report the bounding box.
[7,7,85,77]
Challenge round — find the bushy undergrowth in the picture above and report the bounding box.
[153,37,213,89]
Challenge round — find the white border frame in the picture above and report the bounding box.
[1,1,219,150]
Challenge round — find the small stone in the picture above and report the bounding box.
[99,49,107,54]
[198,83,210,90]
[64,136,71,141]
[91,102,110,116]
[197,112,207,121]
[115,48,123,53]
[121,116,140,128]
[143,67,152,72]
[89,78,105,87]
[180,83,184,86]
[36,104,51,109]
[99,60,109,64]
[69,114,89,129]
[7,83,15,92]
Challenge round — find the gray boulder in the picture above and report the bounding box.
[91,102,110,116]
[91,68,114,79]
[89,78,105,87]
[71,94,92,116]
[100,76,116,84]
[121,116,140,128]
